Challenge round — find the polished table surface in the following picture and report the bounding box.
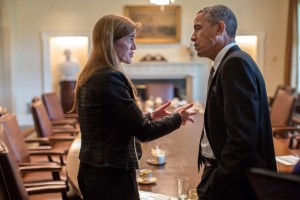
[273,137,300,173]
[67,113,203,198]
[66,112,299,198]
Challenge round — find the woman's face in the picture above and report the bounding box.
[114,31,137,64]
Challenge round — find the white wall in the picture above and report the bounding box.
[0,0,14,110]
[0,2,3,104]
[0,0,289,125]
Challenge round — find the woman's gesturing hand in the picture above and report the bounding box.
[151,101,172,120]
[174,103,197,125]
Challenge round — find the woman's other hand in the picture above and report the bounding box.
[174,103,197,125]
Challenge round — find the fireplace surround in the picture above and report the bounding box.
[122,61,208,103]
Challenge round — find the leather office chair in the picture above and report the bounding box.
[0,118,68,183]
[247,168,300,200]
[30,100,78,153]
[0,105,34,137]
[0,136,69,200]
[269,89,300,148]
[33,95,77,129]
[271,89,297,138]
[268,85,295,109]
[146,83,174,103]
[42,92,78,125]
[271,89,296,128]
[0,113,66,166]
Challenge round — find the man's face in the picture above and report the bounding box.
[191,12,220,60]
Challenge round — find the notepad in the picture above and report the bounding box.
[276,155,300,165]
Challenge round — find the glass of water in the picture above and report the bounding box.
[177,177,189,199]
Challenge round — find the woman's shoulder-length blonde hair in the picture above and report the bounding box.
[71,15,142,112]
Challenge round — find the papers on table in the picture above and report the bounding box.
[276,155,300,165]
[139,191,172,200]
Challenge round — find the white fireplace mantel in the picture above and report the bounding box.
[123,61,209,103]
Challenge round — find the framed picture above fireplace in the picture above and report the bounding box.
[124,5,181,44]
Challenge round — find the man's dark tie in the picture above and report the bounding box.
[207,67,215,92]
[198,66,216,171]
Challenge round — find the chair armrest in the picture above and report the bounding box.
[51,119,78,128]
[52,119,77,124]
[19,164,64,180]
[272,125,300,138]
[18,162,59,166]
[26,184,68,196]
[48,135,76,142]
[26,148,66,165]
[28,146,52,151]
[19,165,62,173]
[28,149,66,156]
[24,180,66,187]
[52,128,79,133]
[52,128,79,136]
[272,125,300,133]
[25,137,50,144]
[64,113,78,119]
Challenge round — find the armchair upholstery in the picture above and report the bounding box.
[271,89,297,137]
[0,113,66,165]
[269,85,295,109]
[31,100,79,138]
[247,168,300,200]
[42,92,78,122]
[268,89,300,149]
[30,101,78,153]
[0,118,69,184]
[0,135,69,200]
[33,95,77,128]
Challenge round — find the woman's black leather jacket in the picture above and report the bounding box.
[77,68,181,170]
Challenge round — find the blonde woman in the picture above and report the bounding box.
[74,15,196,200]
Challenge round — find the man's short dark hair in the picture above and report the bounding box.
[198,5,237,38]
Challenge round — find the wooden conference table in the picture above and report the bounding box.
[66,112,298,198]
[67,112,203,198]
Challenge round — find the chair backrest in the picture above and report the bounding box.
[0,113,31,163]
[270,85,296,108]
[0,126,29,200]
[247,168,300,200]
[146,83,174,103]
[42,92,65,120]
[31,100,53,137]
[271,89,297,126]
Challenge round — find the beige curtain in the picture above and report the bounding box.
[284,0,299,88]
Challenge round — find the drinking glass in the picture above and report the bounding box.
[177,177,189,199]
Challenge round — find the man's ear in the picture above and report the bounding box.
[216,21,226,35]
